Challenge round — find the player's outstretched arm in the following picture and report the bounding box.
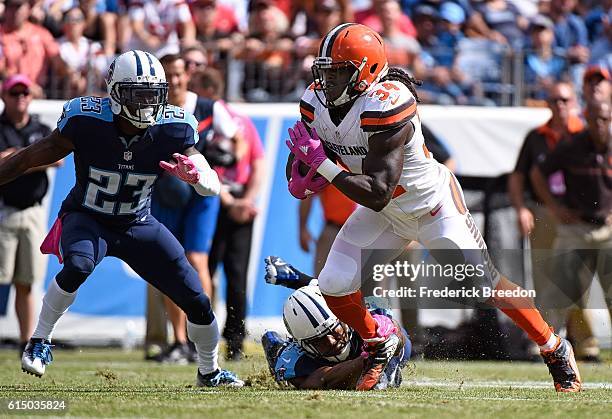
[159,146,221,196]
[0,129,73,187]
[290,357,365,390]
[330,122,412,212]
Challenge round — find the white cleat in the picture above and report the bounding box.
[196,369,244,387]
[21,338,53,378]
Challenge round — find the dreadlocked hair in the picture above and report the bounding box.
[380,67,422,103]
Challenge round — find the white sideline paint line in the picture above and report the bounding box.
[246,116,284,304]
[331,395,611,403]
[406,379,611,390]
[310,392,612,402]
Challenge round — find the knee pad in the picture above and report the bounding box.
[318,250,361,296]
[56,254,95,293]
[182,292,214,325]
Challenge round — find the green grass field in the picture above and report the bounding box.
[0,345,610,418]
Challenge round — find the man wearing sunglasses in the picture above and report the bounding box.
[509,81,604,362]
[531,96,612,364]
[0,74,61,355]
[261,256,411,390]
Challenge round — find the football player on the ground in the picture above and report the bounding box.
[262,257,410,390]
[0,50,243,387]
[285,23,581,392]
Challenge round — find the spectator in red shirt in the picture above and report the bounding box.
[190,0,242,64]
[294,0,342,75]
[0,0,64,97]
[289,0,353,36]
[239,0,294,101]
[356,0,416,38]
[379,0,424,75]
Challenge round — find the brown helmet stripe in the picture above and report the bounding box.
[319,23,355,58]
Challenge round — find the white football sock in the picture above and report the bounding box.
[539,333,560,352]
[187,318,220,375]
[32,278,77,340]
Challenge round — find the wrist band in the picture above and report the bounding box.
[316,159,342,182]
[189,154,221,196]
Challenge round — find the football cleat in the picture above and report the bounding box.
[264,256,300,287]
[374,344,408,390]
[261,331,286,377]
[21,338,53,377]
[153,342,192,365]
[196,369,244,388]
[356,333,401,391]
[541,336,582,392]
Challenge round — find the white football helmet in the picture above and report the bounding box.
[106,50,168,129]
[283,286,352,362]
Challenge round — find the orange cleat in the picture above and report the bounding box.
[356,315,402,391]
[541,336,582,392]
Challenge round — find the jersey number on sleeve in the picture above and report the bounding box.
[80,97,102,114]
[83,167,157,215]
[369,82,400,102]
[163,108,185,120]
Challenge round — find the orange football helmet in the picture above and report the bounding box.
[312,23,389,108]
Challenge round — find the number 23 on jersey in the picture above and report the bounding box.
[83,167,156,215]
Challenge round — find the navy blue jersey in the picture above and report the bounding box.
[192,97,215,151]
[57,96,199,224]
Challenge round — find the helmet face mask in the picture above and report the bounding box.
[106,50,169,129]
[112,82,168,128]
[301,321,351,360]
[312,57,360,108]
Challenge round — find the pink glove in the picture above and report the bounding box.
[362,314,398,344]
[288,159,329,199]
[286,121,328,170]
[372,314,398,339]
[159,153,200,184]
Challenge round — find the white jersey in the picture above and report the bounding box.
[127,0,192,55]
[299,80,449,218]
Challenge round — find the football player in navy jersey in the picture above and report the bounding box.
[0,50,243,387]
[262,257,410,390]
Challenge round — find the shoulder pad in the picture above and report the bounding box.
[57,96,113,130]
[359,80,417,133]
[152,106,199,146]
[299,83,318,125]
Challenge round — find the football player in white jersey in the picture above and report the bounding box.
[285,23,581,392]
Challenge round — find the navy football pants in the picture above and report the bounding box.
[55,211,214,325]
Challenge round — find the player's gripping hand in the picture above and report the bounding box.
[288,158,329,199]
[286,121,327,170]
[159,153,200,184]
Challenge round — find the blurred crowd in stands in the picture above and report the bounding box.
[0,0,609,106]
